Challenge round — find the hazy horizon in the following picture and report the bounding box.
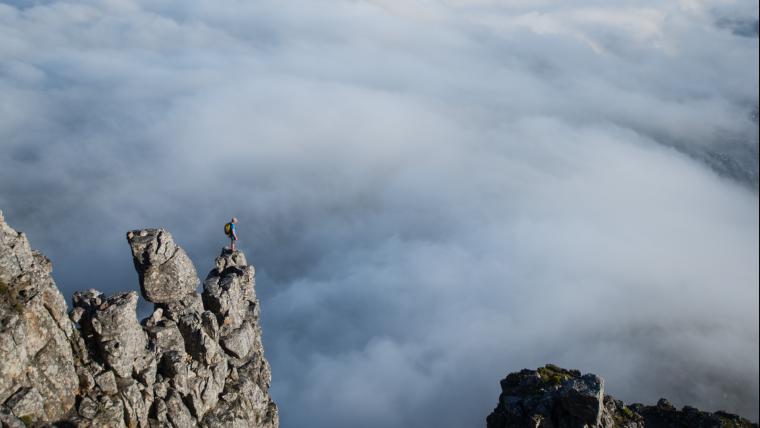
[1,0,758,426]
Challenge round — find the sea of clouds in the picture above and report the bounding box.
[1,0,758,426]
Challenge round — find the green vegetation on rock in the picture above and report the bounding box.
[19,415,34,426]
[536,364,577,386]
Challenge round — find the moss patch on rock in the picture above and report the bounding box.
[537,364,578,386]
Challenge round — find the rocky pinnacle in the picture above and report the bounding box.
[0,210,277,427]
[486,364,758,428]
[126,228,199,304]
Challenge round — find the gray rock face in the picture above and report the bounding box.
[73,290,149,379]
[127,228,199,304]
[0,210,79,424]
[558,374,604,426]
[0,210,277,427]
[486,364,758,428]
[198,249,277,427]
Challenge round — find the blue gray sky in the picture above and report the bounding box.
[1,1,758,426]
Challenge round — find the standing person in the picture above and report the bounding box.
[224,217,239,251]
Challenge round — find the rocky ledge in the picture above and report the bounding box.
[0,210,277,427]
[487,364,758,428]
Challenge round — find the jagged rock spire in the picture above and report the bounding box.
[0,212,277,427]
[126,228,199,304]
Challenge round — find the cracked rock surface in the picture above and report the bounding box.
[127,229,199,304]
[0,210,277,427]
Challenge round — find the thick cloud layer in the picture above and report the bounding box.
[1,1,758,426]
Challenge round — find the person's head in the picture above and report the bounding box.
[231,217,238,224]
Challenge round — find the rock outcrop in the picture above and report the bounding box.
[127,229,200,305]
[0,210,277,427]
[487,364,758,428]
[0,211,79,425]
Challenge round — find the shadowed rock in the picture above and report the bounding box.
[486,364,758,428]
[72,290,149,378]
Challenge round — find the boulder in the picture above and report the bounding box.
[126,229,199,304]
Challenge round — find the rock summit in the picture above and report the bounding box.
[487,364,757,428]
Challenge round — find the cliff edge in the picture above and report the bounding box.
[487,364,757,428]
[0,210,277,427]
